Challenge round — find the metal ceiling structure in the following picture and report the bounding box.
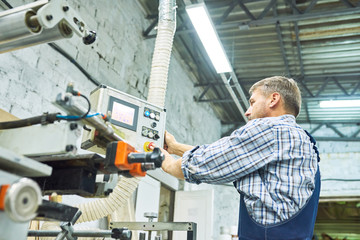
[139,0,360,141]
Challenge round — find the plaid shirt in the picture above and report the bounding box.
[182,115,318,225]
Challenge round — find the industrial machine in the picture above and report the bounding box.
[0,0,196,239]
[0,83,166,239]
[0,1,165,237]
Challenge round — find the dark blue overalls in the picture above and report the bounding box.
[237,131,321,240]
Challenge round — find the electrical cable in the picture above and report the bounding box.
[64,86,92,120]
[79,93,91,119]
[47,43,101,86]
[0,112,106,130]
[56,112,106,120]
[0,0,11,8]
[0,113,59,130]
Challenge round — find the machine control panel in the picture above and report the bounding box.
[82,85,166,153]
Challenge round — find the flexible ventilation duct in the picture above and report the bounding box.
[75,176,140,223]
[147,0,177,108]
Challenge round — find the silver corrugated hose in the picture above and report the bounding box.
[147,0,177,108]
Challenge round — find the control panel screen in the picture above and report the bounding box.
[108,96,139,131]
[112,101,135,126]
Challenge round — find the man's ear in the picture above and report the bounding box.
[269,92,281,108]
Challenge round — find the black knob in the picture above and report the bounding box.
[70,123,78,130]
[127,148,164,168]
[83,30,97,45]
[150,148,164,168]
[154,133,160,140]
[151,122,157,128]
[111,228,132,240]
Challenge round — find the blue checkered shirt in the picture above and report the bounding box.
[182,115,318,225]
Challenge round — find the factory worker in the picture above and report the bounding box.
[160,76,320,240]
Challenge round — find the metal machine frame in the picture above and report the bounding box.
[110,221,197,240]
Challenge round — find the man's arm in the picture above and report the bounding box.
[160,149,184,180]
[159,131,196,180]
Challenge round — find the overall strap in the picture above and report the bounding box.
[304,130,320,162]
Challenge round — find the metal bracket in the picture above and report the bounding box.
[36,0,88,37]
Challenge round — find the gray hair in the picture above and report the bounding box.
[249,76,302,117]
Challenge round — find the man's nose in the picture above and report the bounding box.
[245,107,251,117]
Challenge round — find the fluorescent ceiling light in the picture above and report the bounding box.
[186,3,232,73]
[319,100,360,108]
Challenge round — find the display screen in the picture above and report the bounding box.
[111,101,136,126]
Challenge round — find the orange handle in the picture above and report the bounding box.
[112,141,146,177]
[0,184,10,210]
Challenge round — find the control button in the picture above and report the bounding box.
[155,114,160,121]
[154,134,160,140]
[142,129,149,136]
[144,110,150,117]
[143,141,154,152]
[151,122,157,128]
[148,131,154,138]
[149,112,155,119]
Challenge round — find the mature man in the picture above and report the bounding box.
[161,76,320,240]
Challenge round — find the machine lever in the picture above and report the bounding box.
[105,141,163,177]
[127,147,164,168]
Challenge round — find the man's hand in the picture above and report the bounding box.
[164,131,177,154]
[163,131,195,157]
[149,144,184,180]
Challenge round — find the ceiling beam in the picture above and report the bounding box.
[333,77,350,96]
[231,6,360,28]
[351,81,360,95]
[298,78,315,97]
[175,6,360,35]
[351,128,360,138]
[315,77,331,97]
[215,1,238,25]
[325,123,345,138]
[294,23,304,76]
[340,0,356,8]
[309,123,324,135]
[195,84,211,101]
[143,18,158,37]
[275,22,289,75]
[220,73,248,122]
[258,0,277,20]
[285,0,301,14]
[237,0,256,20]
[304,0,319,14]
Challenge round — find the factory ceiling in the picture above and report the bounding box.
[139,0,360,141]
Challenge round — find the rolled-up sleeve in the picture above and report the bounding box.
[181,119,275,184]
